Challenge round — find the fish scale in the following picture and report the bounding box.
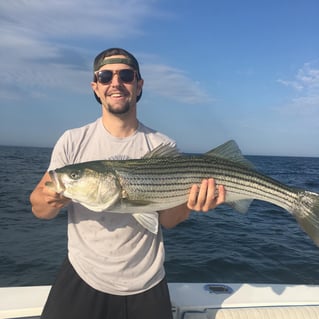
[112,156,297,210]
[47,140,319,245]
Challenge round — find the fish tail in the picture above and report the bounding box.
[293,191,319,246]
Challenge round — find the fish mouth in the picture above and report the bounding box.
[48,170,65,193]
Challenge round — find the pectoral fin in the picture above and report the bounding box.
[133,212,159,234]
[225,193,254,213]
[228,199,253,213]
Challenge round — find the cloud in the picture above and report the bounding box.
[0,0,153,39]
[277,61,319,115]
[0,0,159,99]
[142,63,214,104]
[0,1,212,104]
[278,62,319,91]
[277,79,303,91]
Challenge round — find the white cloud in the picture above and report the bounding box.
[0,1,212,104]
[0,0,159,99]
[278,61,319,92]
[277,79,303,91]
[278,61,319,115]
[0,0,212,104]
[296,63,319,90]
[142,63,214,104]
[0,0,153,39]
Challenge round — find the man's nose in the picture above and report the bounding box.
[110,72,121,86]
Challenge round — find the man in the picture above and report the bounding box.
[30,48,225,319]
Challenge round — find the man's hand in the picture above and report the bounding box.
[30,172,71,219]
[159,178,226,228]
[43,187,70,209]
[187,178,225,212]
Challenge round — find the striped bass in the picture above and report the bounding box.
[46,140,319,246]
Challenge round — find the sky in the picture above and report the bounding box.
[1,0,319,156]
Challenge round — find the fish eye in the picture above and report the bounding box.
[69,170,81,180]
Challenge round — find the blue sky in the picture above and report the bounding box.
[1,0,319,156]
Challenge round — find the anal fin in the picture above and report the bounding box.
[133,212,159,234]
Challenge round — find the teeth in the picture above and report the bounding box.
[111,93,123,97]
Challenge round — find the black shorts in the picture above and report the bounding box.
[41,257,173,319]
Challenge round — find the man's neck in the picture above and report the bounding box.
[102,113,138,138]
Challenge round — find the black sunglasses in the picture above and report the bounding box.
[95,69,136,84]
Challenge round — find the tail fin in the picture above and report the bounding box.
[294,191,319,247]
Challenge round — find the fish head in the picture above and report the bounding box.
[47,162,121,211]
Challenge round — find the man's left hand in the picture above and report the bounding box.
[187,178,225,212]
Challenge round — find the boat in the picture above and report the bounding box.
[1,282,319,319]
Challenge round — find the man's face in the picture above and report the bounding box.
[91,55,143,115]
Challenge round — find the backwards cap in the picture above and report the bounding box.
[93,48,142,103]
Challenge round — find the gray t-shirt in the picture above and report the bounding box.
[48,118,176,295]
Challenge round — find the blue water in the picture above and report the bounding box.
[1,145,319,287]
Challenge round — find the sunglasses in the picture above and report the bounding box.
[95,69,136,84]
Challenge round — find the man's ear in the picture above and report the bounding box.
[91,82,100,97]
[137,79,144,96]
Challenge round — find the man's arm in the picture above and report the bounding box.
[30,172,71,219]
[159,178,225,229]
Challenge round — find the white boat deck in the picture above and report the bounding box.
[1,283,319,319]
[169,283,319,318]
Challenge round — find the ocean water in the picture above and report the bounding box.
[1,145,319,287]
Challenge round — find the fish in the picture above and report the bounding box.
[45,140,319,246]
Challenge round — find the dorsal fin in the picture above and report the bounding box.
[142,143,181,159]
[206,140,254,169]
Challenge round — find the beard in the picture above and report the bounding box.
[105,100,131,115]
[103,86,135,115]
